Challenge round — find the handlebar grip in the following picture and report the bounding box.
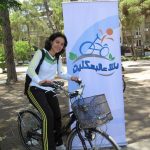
[69,91,79,98]
[75,79,82,85]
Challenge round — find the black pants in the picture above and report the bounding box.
[27,86,63,150]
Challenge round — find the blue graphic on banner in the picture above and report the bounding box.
[68,16,119,76]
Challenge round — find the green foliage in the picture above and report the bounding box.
[0,0,21,10]
[69,52,77,60]
[119,0,149,54]
[0,26,3,43]
[10,0,64,50]
[121,56,150,61]
[10,0,53,45]
[120,0,144,29]
[108,53,115,61]
[121,56,130,61]
[0,45,6,71]
[139,56,150,60]
[0,45,5,62]
[14,41,34,61]
[120,0,149,23]
[51,0,63,31]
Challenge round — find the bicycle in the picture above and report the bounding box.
[79,33,110,57]
[17,80,121,150]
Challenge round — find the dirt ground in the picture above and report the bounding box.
[0,70,69,150]
[0,60,150,150]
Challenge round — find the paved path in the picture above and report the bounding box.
[122,60,150,150]
[0,60,150,150]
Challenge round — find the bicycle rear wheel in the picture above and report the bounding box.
[67,128,120,150]
[18,110,42,150]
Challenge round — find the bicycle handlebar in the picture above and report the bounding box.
[41,81,64,88]
[74,79,82,85]
[41,79,84,99]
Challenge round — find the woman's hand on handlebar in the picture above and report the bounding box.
[39,79,53,86]
[71,76,82,84]
[71,76,79,82]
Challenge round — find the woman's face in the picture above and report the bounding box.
[51,37,65,55]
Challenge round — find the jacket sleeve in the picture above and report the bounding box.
[27,50,42,84]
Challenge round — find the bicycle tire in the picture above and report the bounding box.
[18,110,42,150]
[67,128,120,150]
[99,46,109,57]
[79,41,95,55]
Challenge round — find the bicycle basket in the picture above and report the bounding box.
[71,94,113,129]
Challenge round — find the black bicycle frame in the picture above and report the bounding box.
[59,112,76,137]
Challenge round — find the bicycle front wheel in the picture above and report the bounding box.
[18,110,42,150]
[67,128,120,150]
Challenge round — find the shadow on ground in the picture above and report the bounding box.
[123,67,150,146]
[0,80,69,150]
[0,61,150,150]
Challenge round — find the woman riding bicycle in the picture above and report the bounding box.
[26,32,78,150]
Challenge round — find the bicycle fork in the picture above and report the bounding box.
[76,123,88,150]
[76,122,94,150]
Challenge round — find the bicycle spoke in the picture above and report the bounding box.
[67,128,119,150]
[18,111,42,150]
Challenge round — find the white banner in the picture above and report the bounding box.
[63,1,126,147]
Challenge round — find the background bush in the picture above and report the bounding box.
[14,41,34,63]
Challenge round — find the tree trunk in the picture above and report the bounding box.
[27,23,32,60]
[130,31,137,61]
[43,0,58,32]
[123,29,137,60]
[0,9,17,83]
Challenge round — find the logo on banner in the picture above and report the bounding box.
[69,28,119,76]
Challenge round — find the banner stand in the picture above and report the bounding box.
[63,1,126,147]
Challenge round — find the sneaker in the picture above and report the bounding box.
[36,129,41,134]
[27,138,39,146]
[56,144,66,150]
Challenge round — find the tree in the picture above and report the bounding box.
[0,0,21,83]
[119,0,150,60]
[10,0,64,49]
[10,0,49,49]
[51,0,64,31]
[43,0,58,32]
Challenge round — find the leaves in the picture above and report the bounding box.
[14,41,34,61]
[0,0,21,10]
[9,0,64,44]
[120,0,149,19]
[0,46,5,62]
[109,53,115,61]
[119,0,148,50]
[69,52,77,61]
